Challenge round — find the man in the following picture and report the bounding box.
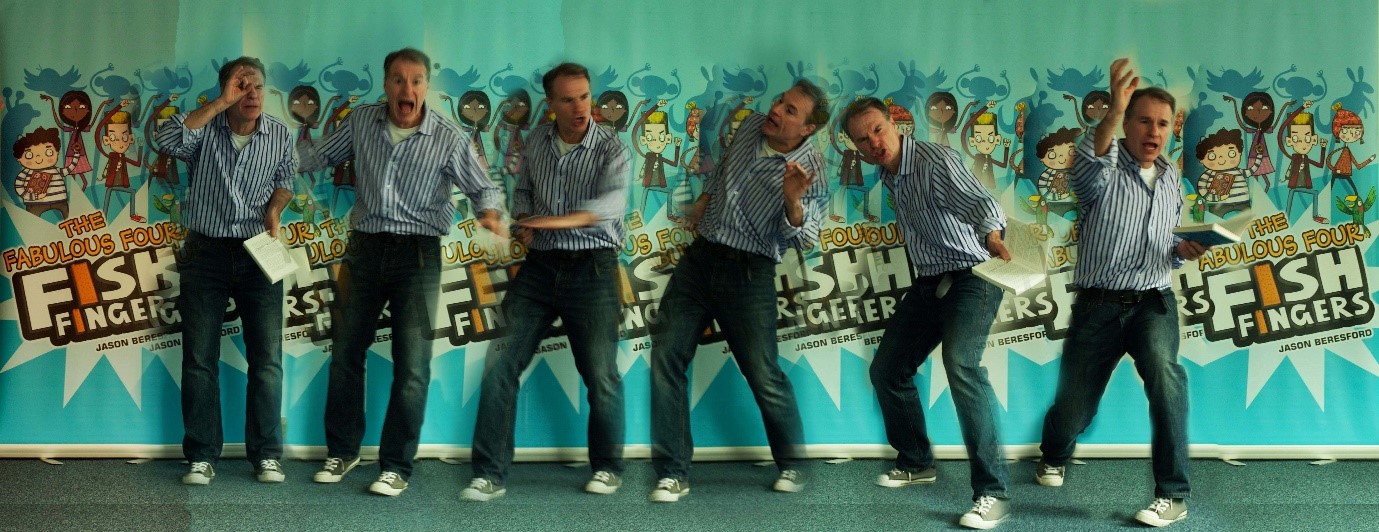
[300,48,504,496]
[460,63,629,502]
[843,96,1013,530]
[155,57,295,486]
[648,79,829,502]
[1036,58,1206,528]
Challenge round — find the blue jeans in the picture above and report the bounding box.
[1040,288,1190,499]
[178,231,284,464]
[650,240,806,480]
[324,231,440,479]
[470,249,625,481]
[871,270,1009,499]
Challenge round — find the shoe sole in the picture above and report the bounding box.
[181,476,211,486]
[460,488,506,502]
[257,472,286,483]
[649,489,687,502]
[958,514,1008,530]
[876,475,937,488]
[772,482,805,493]
[1134,509,1187,527]
[368,483,406,496]
[584,482,619,495]
[1035,475,1063,487]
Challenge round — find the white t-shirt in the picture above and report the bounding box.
[389,123,420,145]
[230,132,252,151]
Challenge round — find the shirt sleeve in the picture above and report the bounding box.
[298,112,354,173]
[448,129,502,214]
[273,132,298,192]
[1071,134,1116,207]
[779,152,828,250]
[511,137,534,217]
[575,139,631,222]
[154,113,206,161]
[934,147,1005,235]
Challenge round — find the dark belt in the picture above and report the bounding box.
[689,239,769,262]
[1078,287,1165,304]
[528,248,616,262]
[352,231,438,245]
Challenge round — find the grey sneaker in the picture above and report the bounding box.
[772,469,805,493]
[368,471,408,496]
[585,471,621,495]
[255,459,285,483]
[959,495,1010,529]
[649,478,690,502]
[312,456,359,483]
[1035,461,1064,487]
[460,477,506,501]
[1135,498,1188,527]
[876,467,937,488]
[182,461,214,485]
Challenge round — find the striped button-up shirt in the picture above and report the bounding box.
[298,102,501,236]
[155,112,296,238]
[698,113,827,262]
[879,136,1005,276]
[514,122,629,250]
[1071,135,1184,290]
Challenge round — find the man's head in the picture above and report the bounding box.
[1037,127,1081,171]
[1196,128,1244,171]
[218,56,266,124]
[542,63,593,142]
[383,47,431,128]
[14,127,60,170]
[842,97,901,170]
[969,112,1002,155]
[1286,112,1319,154]
[1122,87,1176,168]
[104,111,134,154]
[762,79,830,150]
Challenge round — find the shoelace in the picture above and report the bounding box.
[1039,464,1060,475]
[1148,498,1172,513]
[779,470,800,482]
[971,496,996,515]
[592,471,614,483]
[378,472,401,484]
[323,457,343,471]
[886,469,909,479]
[189,462,210,474]
[258,460,280,471]
[469,478,493,489]
[655,478,679,490]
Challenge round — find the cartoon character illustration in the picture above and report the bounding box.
[326,104,357,214]
[1017,194,1054,237]
[288,193,331,225]
[272,84,325,185]
[1187,193,1207,223]
[1223,92,1281,190]
[1327,102,1375,196]
[143,94,182,190]
[41,90,111,190]
[13,127,75,219]
[926,91,967,146]
[96,108,144,222]
[1036,126,1080,203]
[1279,101,1329,223]
[961,101,1010,189]
[441,90,493,171]
[1335,189,1375,237]
[1010,101,1028,175]
[1168,109,1186,171]
[1064,89,1111,130]
[633,101,682,216]
[1195,128,1261,218]
[718,95,755,151]
[494,89,532,200]
[671,101,710,223]
[153,192,181,225]
[829,108,875,223]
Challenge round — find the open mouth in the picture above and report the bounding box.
[398,101,416,115]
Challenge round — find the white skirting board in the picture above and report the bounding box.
[3,444,1377,461]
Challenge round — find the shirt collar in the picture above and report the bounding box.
[373,102,440,136]
[210,112,261,137]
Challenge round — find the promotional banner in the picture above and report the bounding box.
[2,0,1377,457]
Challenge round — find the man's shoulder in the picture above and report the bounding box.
[257,114,293,136]
[908,137,958,165]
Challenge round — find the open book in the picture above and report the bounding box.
[242,231,304,283]
[1174,215,1249,247]
[973,218,1048,294]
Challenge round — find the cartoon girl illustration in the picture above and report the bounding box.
[442,90,493,170]
[1223,92,1281,189]
[1328,102,1375,196]
[926,91,961,146]
[41,90,112,190]
[1064,90,1111,130]
[272,84,325,185]
[829,112,874,222]
[144,94,182,191]
[494,89,532,200]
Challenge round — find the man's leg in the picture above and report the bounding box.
[869,282,942,473]
[560,254,625,477]
[1040,294,1127,466]
[1127,291,1190,499]
[323,236,389,462]
[938,273,1009,499]
[649,251,713,481]
[178,233,233,466]
[233,246,285,465]
[376,239,441,479]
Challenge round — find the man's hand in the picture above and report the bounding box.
[985,231,1011,261]
[217,65,254,108]
[1177,239,1207,260]
[783,161,813,203]
[477,209,508,238]
[1108,58,1139,117]
[264,210,281,238]
[684,194,710,231]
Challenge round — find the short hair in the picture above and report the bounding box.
[645,111,668,125]
[541,62,590,95]
[14,127,60,159]
[790,79,831,130]
[1195,128,1244,161]
[384,48,431,79]
[1037,127,1082,157]
[218,56,265,91]
[1125,87,1176,119]
[108,111,131,126]
[974,112,996,127]
[841,96,888,138]
[732,108,754,122]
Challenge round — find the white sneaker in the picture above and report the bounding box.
[312,456,359,483]
[182,461,214,485]
[772,469,806,493]
[460,477,506,501]
[368,471,408,496]
[959,495,1010,529]
[649,478,689,502]
[584,471,621,495]
[255,459,285,483]
[1135,498,1187,527]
